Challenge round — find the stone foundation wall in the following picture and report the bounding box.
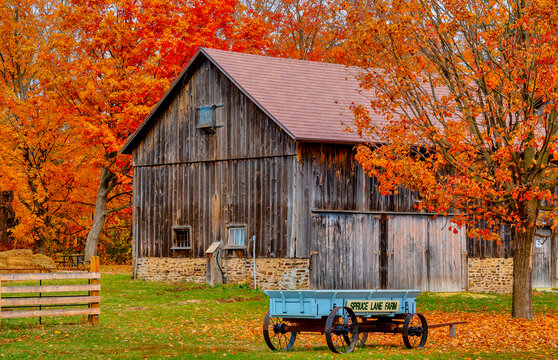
[468,258,513,293]
[136,256,526,293]
[135,257,207,283]
[135,257,310,289]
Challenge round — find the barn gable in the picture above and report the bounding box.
[130,55,298,260]
[122,48,370,156]
[130,58,296,166]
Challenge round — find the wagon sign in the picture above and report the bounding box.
[347,300,400,313]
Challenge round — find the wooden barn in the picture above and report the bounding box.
[121,48,557,291]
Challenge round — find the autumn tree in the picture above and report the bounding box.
[0,0,93,253]
[58,0,272,261]
[242,0,348,61]
[347,0,558,318]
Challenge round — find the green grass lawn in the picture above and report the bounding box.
[0,273,556,359]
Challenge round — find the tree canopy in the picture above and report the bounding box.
[347,0,558,318]
[0,0,349,261]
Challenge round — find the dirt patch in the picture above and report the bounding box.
[100,264,132,274]
[178,300,203,304]
[126,307,148,311]
[435,292,496,299]
[217,296,262,303]
[0,249,55,272]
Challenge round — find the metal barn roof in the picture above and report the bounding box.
[121,48,374,154]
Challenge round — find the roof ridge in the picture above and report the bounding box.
[202,47,353,69]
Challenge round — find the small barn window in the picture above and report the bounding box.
[171,225,192,250]
[227,225,246,249]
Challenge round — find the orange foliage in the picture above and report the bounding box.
[0,0,351,260]
[243,0,349,62]
[348,0,558,237]
[0,0,96,253]
[347,0,558,318]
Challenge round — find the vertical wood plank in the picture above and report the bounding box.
[533,229,552,288]
[88,256,100,325]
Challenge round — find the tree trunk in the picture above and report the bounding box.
[36,237,46,255]
[84,166,112,261]
[511,227,535,319]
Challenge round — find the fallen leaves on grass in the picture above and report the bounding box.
[100,264,132,274]
[422,311,558,351]
[220,311,558,353]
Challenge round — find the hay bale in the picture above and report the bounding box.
[0,249,55,272]
[31,254,56,270]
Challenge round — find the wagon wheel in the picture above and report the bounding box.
[357,331,368,346]
[263,310,297,351]
[344,317,368,346]
[402,313,428,349]
[325,306,359,353]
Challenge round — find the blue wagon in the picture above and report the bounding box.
[263,289,427,353]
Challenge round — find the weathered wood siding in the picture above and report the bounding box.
[310,213,380,289]
[296,143,513,261]
[387,215,467,291]
[310,212,467,291]
[295,143,416,258]
[134,60,296,166]
[467,225,513,258]
[132,59,297,258]
[533,229,553,288]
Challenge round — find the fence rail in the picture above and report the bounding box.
[0,256,101,326]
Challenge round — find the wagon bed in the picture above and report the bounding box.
[267,289,420,318]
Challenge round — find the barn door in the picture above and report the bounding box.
[387,216,429,290]
[426,217,468,291]
[387,215,467,292]
[310,213,380,289]
[533,230,552,288]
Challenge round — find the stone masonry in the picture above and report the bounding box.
[135,257,207,283]
[137,256,521,293]
[468,258,513,293]
[135,257,310,290]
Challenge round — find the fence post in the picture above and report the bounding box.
[88,256,100,324]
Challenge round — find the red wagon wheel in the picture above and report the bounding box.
[402,313,428,348]
[324,306,359,353]
[262,310,297,351]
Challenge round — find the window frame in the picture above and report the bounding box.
[171,225,192,250]
[225,224,247,249]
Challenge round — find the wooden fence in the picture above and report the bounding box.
[0,256,100,326]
